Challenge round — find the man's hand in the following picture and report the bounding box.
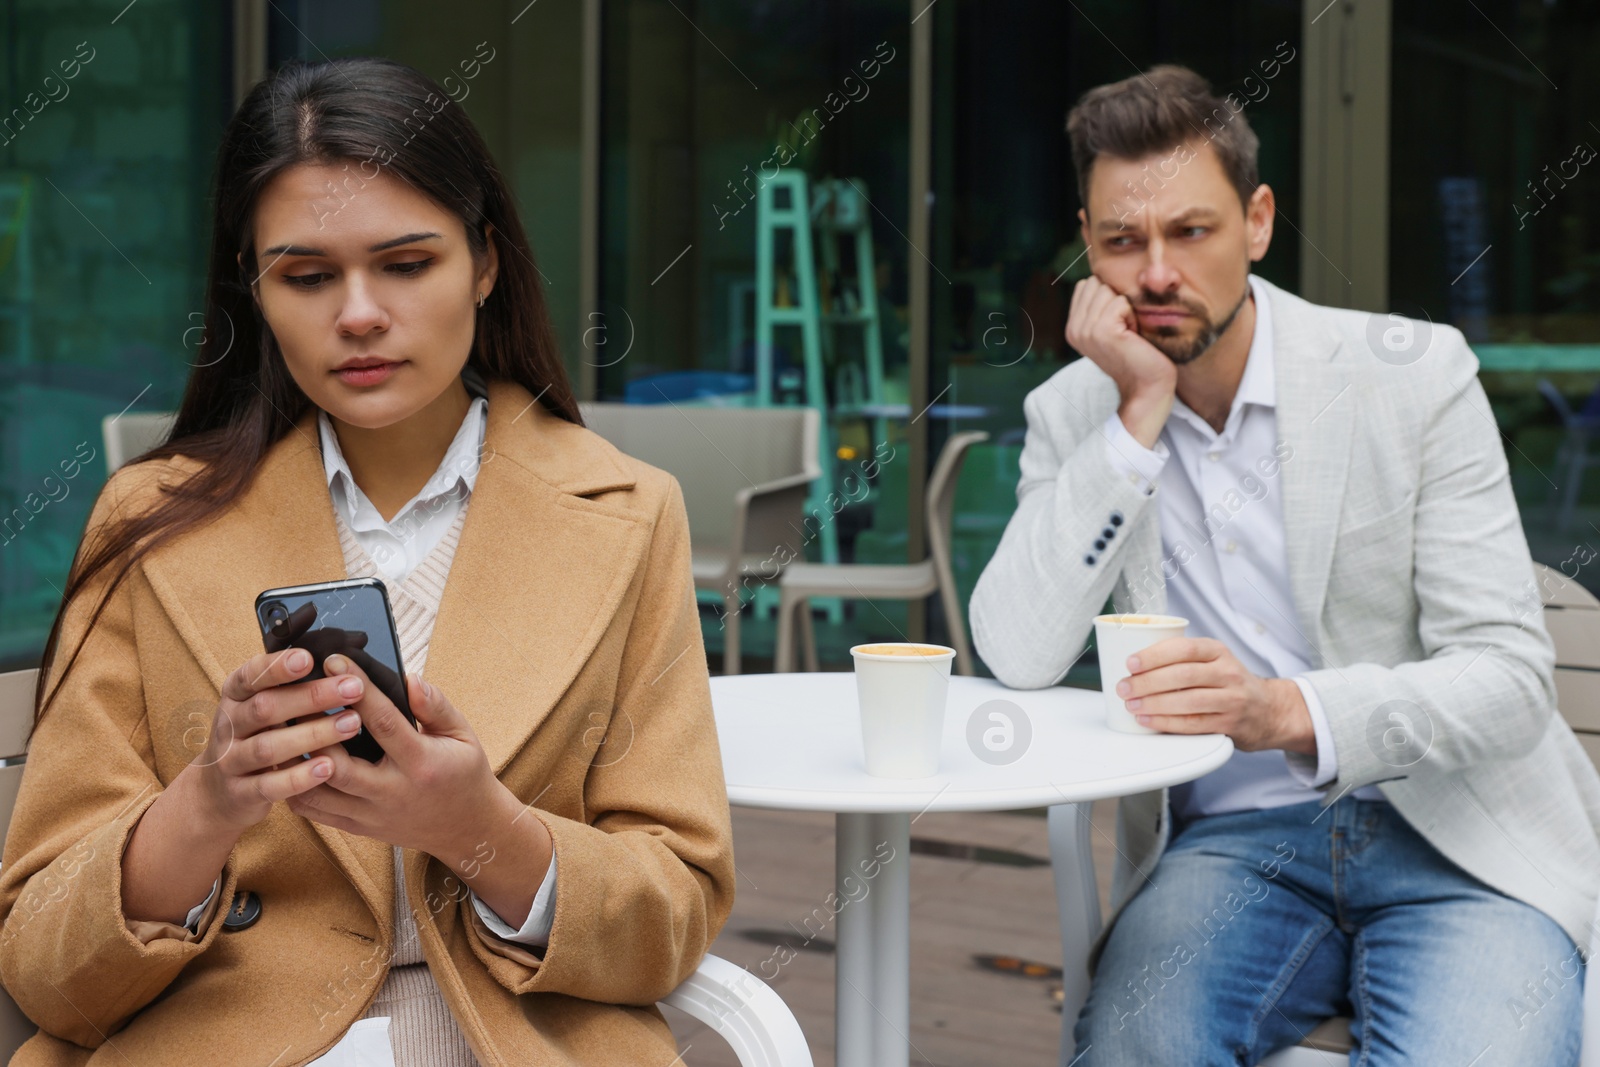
[1115,636,1316,754]
[1065,276,1177,448]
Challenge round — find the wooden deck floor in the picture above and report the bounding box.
[662,800,1122,1067]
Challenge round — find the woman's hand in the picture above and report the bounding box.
[189,648,372,835]
[284,655,518,868]
[122,647,366,925]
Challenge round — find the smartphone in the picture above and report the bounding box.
[254,577,415,763]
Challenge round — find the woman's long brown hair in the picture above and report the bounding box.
[31,56,581,737]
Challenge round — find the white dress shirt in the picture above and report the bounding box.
[1101,275,1384,821]
[184,367,559,945]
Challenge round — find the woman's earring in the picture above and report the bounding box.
[476,291,486,308]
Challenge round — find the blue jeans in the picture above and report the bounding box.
[1073,797,1586,1066]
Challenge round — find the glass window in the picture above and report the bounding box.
[266,0,585,370]
[599,0,912,665]
[1390,0,1600,576]
[0,1,232,668]
[932,0,1303,675]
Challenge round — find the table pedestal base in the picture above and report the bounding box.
[835,811,911,1067]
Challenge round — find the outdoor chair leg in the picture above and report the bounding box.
[801,599,820,673]
[775,590,798,673]
[723,594,742,676]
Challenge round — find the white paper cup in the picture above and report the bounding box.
[1093,614,1188,734]
[849,642,955,777]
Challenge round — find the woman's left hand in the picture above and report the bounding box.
[285,653,507,868]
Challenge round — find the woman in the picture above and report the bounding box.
[0,56,735,1066]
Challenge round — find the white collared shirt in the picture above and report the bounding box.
[319,371,487,584]
[1101,274,1383,819]
[185,367,558,945]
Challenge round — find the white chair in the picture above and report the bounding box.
[773,430,988,675]
[1048,561,1600,1066]
[581,402,821,675]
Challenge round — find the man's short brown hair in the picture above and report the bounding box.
[1065,64,1259,216]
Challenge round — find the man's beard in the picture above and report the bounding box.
[1137,285,1249,365]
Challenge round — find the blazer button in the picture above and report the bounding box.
[1094,539,1106,551]
[1084,554,1097,566]
[1109,511,1124,526]
[222,890,262,932]
[1102,526,1116,539]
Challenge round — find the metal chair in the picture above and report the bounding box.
[581,402,821,676]
[773,430,988,675]
[1538,378,1600,532]
[1047,561,1600,1066]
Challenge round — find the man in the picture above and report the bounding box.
[970,64,1600,1064]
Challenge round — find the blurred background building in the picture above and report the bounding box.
[2,0,1596,676]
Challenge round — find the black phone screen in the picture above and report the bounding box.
[254,578,414,763]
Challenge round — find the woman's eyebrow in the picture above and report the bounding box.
[260,231,444,257]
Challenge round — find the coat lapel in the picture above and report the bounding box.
[1267,280,1354,660]
[419,383,647,777]
[142,376,650,927]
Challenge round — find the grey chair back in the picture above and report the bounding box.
[101,411,175,473]
[580,403,820,551]
[924,432,989,572]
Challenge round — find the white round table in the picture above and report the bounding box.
[711,673,1233,1067]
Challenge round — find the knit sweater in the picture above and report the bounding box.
[332,497,482,1066]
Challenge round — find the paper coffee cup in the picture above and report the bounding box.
[1093,614,1188,734]
[849,642,955,777]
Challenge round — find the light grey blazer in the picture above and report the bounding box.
[969,275,1600,962]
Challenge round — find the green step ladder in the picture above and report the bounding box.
[754,170,888,625]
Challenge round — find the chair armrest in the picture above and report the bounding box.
[660,954,814,1067]
[735,470,819,506]
[730,471,820,570]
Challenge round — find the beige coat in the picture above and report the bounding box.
[0,377,736,1065]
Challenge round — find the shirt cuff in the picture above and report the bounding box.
[1100,412,1168,496]
[470,850,557,948]
[1286,676,1338,788]
[185,875,220,933]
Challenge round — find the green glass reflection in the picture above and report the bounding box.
[0,0,230,667]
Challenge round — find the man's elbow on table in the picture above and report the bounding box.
[970,608,1073,691]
